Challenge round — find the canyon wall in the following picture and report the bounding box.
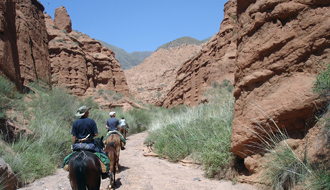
[231,0,330,159]
[160,0,237,108]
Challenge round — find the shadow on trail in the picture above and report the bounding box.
[119,165,130,172]
[113,178,123,189]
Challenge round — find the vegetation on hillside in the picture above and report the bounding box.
[98,40,152,70]
[156,36,202,51]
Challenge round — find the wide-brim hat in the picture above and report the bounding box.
[109,111,116,116]
[76,106,91,117]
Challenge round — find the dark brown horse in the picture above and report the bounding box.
[119,123,129,140]
[104,133,121,173]
[68,137,110,190]
[104,141,118,188]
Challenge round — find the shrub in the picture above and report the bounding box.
[313,63,330,98]
[0,76,23,119]
[148,85,235,178]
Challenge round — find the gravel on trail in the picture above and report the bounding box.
[18,132,257,190]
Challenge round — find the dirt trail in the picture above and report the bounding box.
[18,132,257,190]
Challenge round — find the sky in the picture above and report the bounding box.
[38,0,228,53]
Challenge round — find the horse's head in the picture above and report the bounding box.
[94,136,105,149]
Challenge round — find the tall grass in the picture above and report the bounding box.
[256,63,330,189]
[250,115,311,189]
[147,81,236,178]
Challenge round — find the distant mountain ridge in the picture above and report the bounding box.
[156,36,203,51]
[98,36,211,70]
[98,40,152,70]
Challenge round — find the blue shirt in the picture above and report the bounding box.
[106,117,119,131]
[71,117,98,139]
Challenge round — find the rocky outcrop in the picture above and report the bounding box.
[160,0,237,108]
[231,0,330,159]
[15,0,51,86]
[45,8,129,97]
[0,158,17,190]
[0,0,50,91]
[54,6,72,33]
[0,0,22,91]
[125,44,203,104]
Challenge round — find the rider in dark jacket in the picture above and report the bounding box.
[71,106,109,179]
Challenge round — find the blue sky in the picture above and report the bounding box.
[39,0,228,53]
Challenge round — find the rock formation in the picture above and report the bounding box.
[231,0,330,161]
[15,0,51,87]
[44,8,129,97]
[160,0,237,108]
[125,44,203,104]
[54,6,72,33]
[0,0,22,91]
[0,158,17,190]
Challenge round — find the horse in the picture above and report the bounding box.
[68,137,110,190]
[119,123,129,140]
[104,141,118,188]
[104,133,121,173]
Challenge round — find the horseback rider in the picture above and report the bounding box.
[71,106,110,179]
[106,111,126,150]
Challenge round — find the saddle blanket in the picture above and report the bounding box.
[105,130,126,145]
[62,151,109,172]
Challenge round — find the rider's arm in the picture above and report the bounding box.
[94,133,98,137]
[105,125,109,129]
[72,135,76,144]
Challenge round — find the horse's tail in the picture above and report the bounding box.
[73,154,86,190]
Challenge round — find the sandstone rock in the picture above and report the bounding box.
[231,0,330,159]
[125,43,203,104]
[244,154,264,174]
[160,0,237,108]
[0,0,22,92]
[46,9,129,97]
[15,0,51,86]
[54,6,72,33]
[0,158,17,190]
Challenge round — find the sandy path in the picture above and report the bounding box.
[18,132,257,190]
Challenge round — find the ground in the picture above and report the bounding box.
[18,132,257,190]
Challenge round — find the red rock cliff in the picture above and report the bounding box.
[231,0,330,159]
[160,0,237,108]
[15,0,50,86]
[45,6,129,96]
[0,0,20,91]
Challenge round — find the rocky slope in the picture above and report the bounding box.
[125,43,204,104]
[160,0,237,108]
[45,6,129,98]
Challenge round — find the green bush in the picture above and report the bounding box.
[0,76,23,119]
[313,64,330,98]
[308,164,330,190]
[148,85,235,178]
[126,108,151,134]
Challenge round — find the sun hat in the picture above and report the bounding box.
[75,106,91,117]
[109,111,116,116]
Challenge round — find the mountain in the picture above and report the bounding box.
[156,36,203,51]
[98,40,152,70]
